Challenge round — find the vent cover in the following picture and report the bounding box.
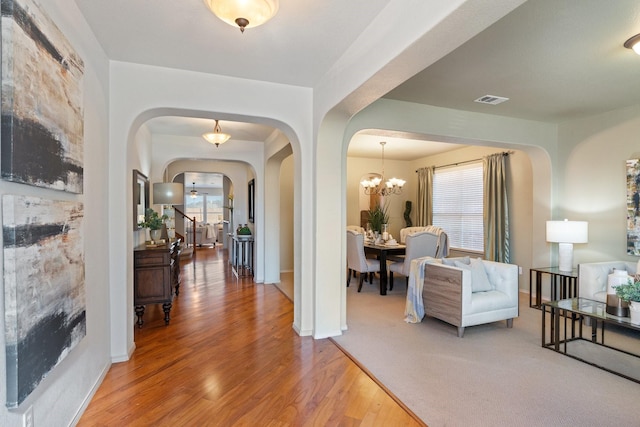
[474,95,509,105]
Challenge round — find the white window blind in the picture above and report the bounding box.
[432,162,484,251]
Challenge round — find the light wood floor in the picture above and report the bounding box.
[78,247,425,426]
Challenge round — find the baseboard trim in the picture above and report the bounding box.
[69,361,111,425]
[111,342,135,363]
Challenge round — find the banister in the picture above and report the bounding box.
[174,207,197,258]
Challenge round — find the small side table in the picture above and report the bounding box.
[529,267,578,309]
[231,235,254,278]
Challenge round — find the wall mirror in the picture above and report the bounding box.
[133,170,149,230]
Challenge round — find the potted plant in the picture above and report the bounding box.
[368,202,389,234]
[138,208,168,241]
[614,278,640,324]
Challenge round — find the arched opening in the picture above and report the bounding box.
[122,109,303,354]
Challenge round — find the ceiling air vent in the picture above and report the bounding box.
[474,95,509,105]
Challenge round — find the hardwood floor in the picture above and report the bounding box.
[78,246,425,426]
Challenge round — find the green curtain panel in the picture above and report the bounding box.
[483,153,510,262]
[416,166,434,226]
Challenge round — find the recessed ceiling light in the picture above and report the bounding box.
[474,95,509,105]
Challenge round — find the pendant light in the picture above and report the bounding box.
[202,120,231,147]
[190,182,198,199]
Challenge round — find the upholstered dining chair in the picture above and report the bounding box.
[389,231,440,290]
[346,230,381,292]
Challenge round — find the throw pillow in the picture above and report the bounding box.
[454,258,493,292]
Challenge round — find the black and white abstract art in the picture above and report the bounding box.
[1,0,84,193]
[627,159,640,255]
[3,195,85,407]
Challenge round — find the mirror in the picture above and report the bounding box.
[133,170,149,230]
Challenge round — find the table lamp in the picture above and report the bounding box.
[546,219,588,272]
[153,183,184,205]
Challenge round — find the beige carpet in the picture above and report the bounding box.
[332,280,640,427]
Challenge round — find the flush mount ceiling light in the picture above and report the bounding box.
[624,33,640,55]
[202,120,231,147]
[203,0,279,33]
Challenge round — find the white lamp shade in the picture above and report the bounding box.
[153,183,184,205]
[546,220,588,243]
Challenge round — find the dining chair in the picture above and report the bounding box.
[346,230,381,292]
[389,231,439,290]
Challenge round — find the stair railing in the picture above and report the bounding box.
[174,207,197,259]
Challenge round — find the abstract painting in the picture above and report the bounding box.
[627,159,640,255]
[3,195,85,407]
[1,0,84,193]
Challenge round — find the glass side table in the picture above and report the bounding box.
[529,267,578,308]
[542,298,640,383]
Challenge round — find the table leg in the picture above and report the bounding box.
[163,302,172,325]
[379,252,388,295]
[553,306,560,351]
[135,305,145,328]
[530,270,534,307]
[541,304,546,347]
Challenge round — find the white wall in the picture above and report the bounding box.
[0,0,111,425]
[108,62,317,357]
[280,155,295,272]
[557,104,640,265]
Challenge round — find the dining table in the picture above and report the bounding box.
[363,240,407,295]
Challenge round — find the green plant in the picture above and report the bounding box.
[138,208,168,230]
[368,202,389,233]
[614,278,640,302]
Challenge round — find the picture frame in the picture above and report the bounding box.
[248,179,255,223]
[627,159,640,255]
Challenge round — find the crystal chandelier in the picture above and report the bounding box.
[203,0,279,33]
[360,141,406,196]
[202,120,231,147]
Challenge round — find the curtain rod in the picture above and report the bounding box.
[415,150,513,172]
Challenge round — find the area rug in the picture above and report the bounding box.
[332,282,640,426]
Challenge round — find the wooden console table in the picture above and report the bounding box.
[133,240,180,327]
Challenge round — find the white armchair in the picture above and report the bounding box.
[578,261,638,302]
[422,257,519,337]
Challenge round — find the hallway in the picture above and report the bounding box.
[78,247,423,426]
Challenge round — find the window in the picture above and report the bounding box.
[432,162,483,252]
[185,190,224,224]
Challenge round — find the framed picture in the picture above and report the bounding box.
[248,179,255,223]
[1,0,84,193]
[627,159,640,255]
[3,195,85,407]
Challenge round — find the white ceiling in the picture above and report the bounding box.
[75,0,640,165]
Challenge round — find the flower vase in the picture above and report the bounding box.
[150,229,162,242]
[629,301,640,325]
